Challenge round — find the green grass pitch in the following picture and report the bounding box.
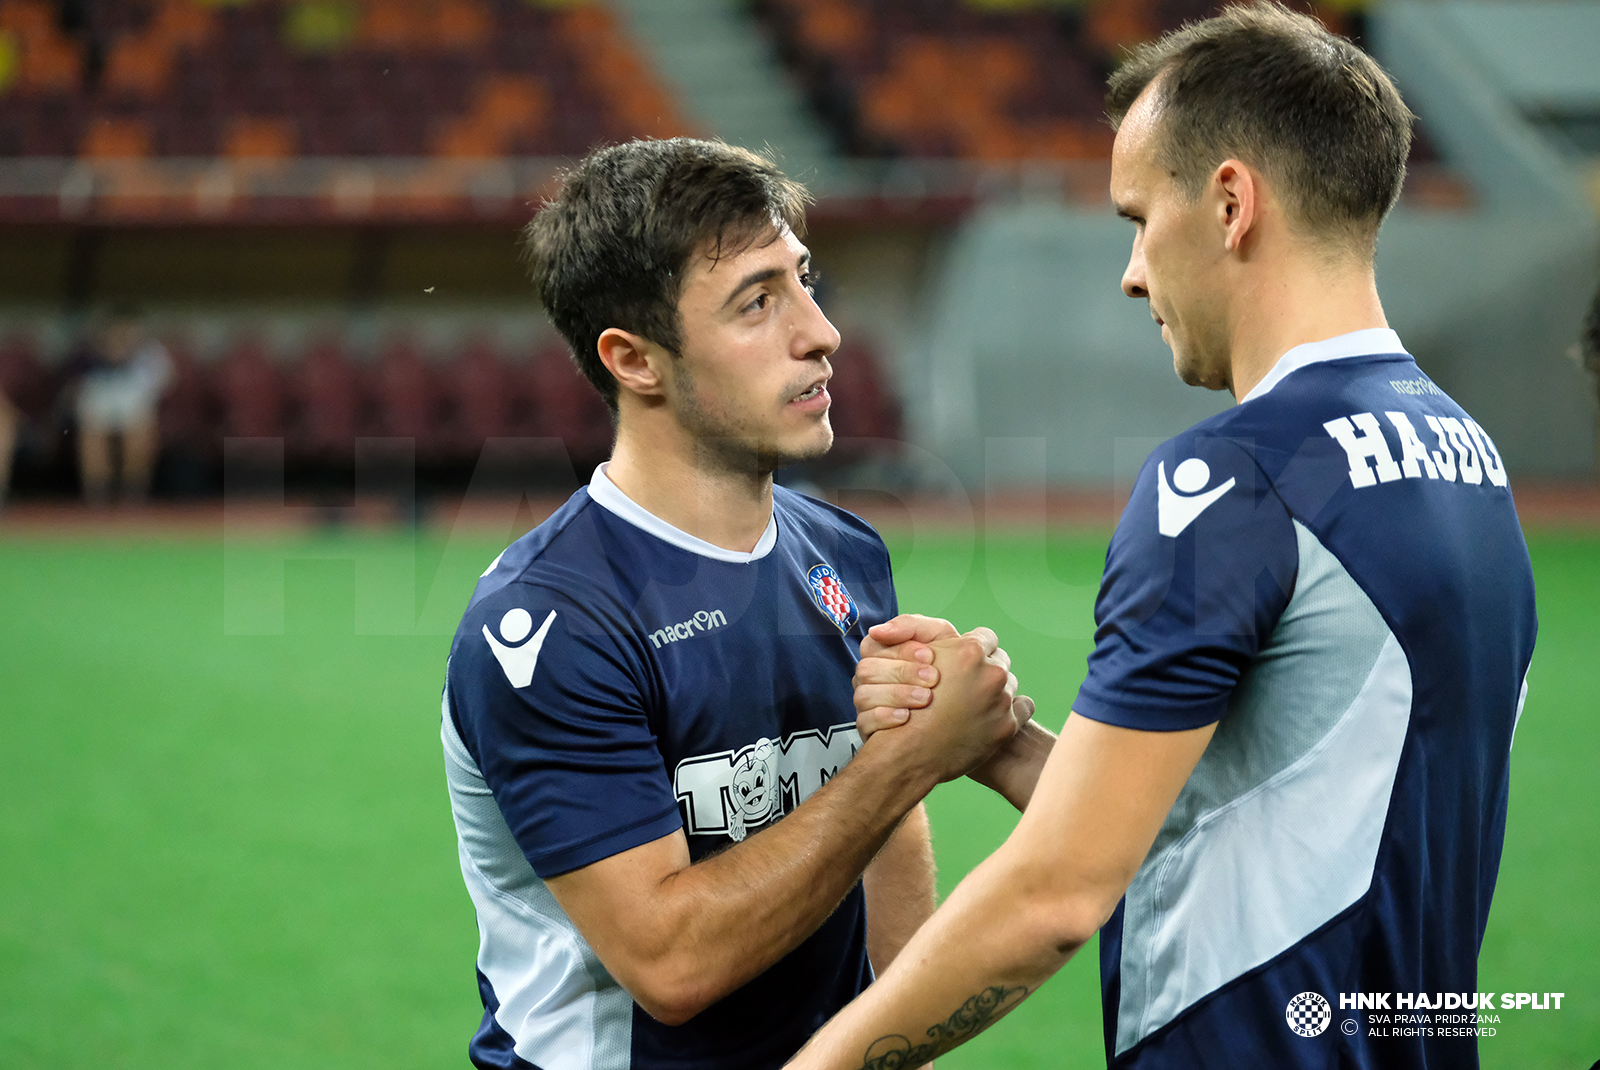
[0,525,1594,1067]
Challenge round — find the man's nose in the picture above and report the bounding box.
[1121,247,1148,299]
[797,290,841,359]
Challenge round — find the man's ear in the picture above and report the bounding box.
[596,327,668,400]
[1212,159,1259,255]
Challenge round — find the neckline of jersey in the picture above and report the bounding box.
[585,463,780,563]
[1240,327,1410,405]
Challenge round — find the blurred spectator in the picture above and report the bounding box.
[1583,283,1600,386]
[66,307,173,504]
[0,387,14,509]
[1583,282,1600,470]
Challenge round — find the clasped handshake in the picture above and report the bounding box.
[852,614,1044,803]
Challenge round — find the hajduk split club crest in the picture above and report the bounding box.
[806,563,859,633]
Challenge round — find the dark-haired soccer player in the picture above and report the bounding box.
[440,138,1027,1070]
[792,4,1537,1068]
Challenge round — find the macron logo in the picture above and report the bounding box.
[1156,458,1235,537]
[482,608,557,688]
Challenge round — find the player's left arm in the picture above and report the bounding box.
[862,802,935,974]
[786,711,1215,1070]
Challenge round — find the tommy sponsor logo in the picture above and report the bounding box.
[807,563,859,632]
[1156,457,1236,537]
[1286,991,1332,1037]
[1323,411,1508,490]
[673,723,861,841]
[647,608,728,649]
[482,607,557,688]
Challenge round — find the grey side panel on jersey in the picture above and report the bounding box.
[442,696,634,1070]
[1115,522,1413,1054]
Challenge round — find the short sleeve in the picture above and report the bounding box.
[447,581,681,878]
[1074,435,1299,731]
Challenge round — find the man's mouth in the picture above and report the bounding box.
[791,379,829,404]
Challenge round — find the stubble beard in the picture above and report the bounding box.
[674,366,833,477]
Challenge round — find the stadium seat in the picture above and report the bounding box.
[439,334,517,462]
[825,340,901,457]
[287,336,365,466]
[0,0,82,95]
[0,332,52,420]
[525,342,613,468]
[156,341,222,466]
[80,115,153,158]
[216,337,287,440]
[370,335,445,454]
[223,117,298,159]
[435,73,550,158]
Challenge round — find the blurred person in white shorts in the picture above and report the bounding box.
[72,308,172,504]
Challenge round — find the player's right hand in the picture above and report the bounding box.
[854,613,959,739]
[857,627,1023,782]
[860,613,959,661]
[855,621,1028,746]
[910,630,1021,782]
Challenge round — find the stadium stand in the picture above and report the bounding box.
[752,0,1389,165]
[0,0,688,160]
[2,0,1498,503]
[0,1,707,496]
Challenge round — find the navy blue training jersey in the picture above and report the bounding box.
[441,466,896,1070]
[1075,329,1537,1068]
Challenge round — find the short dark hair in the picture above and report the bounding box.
[1105,1,1414,256]
[1581,283,1600,379]
[522,138,811,413]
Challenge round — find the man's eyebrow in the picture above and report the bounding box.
[722,252,811,310]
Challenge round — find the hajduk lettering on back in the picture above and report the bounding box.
[1323,411,1508,490]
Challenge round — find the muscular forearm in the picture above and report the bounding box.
[789,714,1217,1068]
[550,635,1022,1025]
[789,837,1090,1069]
[863,803,936,973]
[624,734,942,1023]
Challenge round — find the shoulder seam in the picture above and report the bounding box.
[501,492,598,584]
[776,485,886,544]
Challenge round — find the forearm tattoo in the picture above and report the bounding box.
[856,984,1030,1070]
